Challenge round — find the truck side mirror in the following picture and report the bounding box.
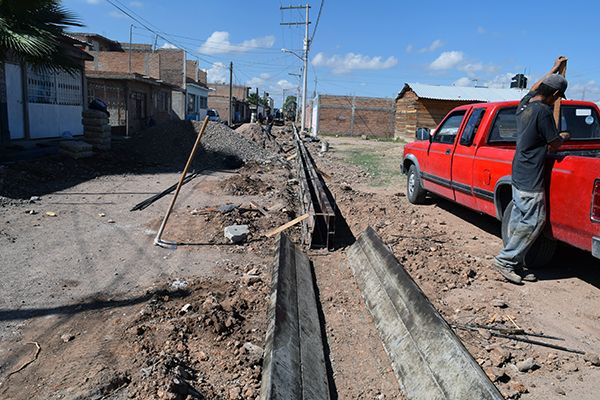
[416,127,430,141]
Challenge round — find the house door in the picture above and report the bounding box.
[5,63,25,139]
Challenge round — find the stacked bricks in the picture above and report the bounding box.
[82,109,111,151]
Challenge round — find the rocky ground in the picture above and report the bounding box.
[310,136,600,400]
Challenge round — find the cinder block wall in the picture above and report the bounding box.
[317,94,395,137]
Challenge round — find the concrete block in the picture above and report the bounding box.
[224,224,249,243]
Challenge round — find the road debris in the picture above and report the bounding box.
[224,224,249,243]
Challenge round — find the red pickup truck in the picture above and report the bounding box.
[402,100,600,267]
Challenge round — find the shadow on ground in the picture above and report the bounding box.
[0,121,245,200]
[422,195,600,289]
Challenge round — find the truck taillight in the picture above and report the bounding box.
[592,180,600,223]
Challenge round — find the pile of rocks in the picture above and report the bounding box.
[59,140,94,159]
[82,109,111,151]
[199,121,274,163]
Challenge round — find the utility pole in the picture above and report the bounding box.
[128,24,133,73]
[281,3,311,134]
[228,61,233,126]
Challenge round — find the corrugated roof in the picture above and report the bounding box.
[399,83,528,102]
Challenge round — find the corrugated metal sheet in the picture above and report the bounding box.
[401,82,528,102]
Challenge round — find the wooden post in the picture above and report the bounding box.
[553,61,567,129]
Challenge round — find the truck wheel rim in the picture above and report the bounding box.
[408,173,415,195]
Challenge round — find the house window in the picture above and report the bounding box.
[188,93,197,113]
[199,96,207,109]
[157,91,169,112]
[27,67,82,105]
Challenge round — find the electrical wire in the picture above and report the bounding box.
[310,0,324,43]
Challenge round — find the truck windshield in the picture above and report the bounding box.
[488,105,600,143]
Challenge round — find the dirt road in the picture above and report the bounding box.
[313,136,600,400]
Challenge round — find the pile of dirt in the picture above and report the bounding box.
[235,123,283,154]
[222,175,273,196]
[129,121,276,170]
[123,278,268,399]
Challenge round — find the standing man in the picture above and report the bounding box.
[494,56,570,284]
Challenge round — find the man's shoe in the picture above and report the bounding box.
[493,262,523,284]
[516,267,537,282]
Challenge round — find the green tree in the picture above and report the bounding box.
[283,95,297,120]
[0,0,83,71]
[247,92,268,107]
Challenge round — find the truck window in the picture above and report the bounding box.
[459,108,486,146]
[559,106,600,140]
[488,107,518,143]
[432,111,466,145]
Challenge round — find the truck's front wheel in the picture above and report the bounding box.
[501,201,557,268]
[407,164,427,204]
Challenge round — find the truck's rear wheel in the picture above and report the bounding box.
[407,164,426,204]
[501,201,557,268]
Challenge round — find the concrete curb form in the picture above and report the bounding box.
[260,233,330,400]
[347,227,504,400]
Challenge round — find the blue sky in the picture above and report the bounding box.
[64,0,600,107]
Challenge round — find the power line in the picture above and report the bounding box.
[310,0,324,43]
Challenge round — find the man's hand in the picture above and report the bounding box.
[549,132,570,152]
[559,131,571,141]
[552,56,568,73]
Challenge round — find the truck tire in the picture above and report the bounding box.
[501,201,557,268]
[407,164,427,204]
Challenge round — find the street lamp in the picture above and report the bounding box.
[282,48,308,134]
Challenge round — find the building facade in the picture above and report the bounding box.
[208,83,250,123]
[0,40,92,145]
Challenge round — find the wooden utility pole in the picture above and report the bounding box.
[128,24,133,73]
[228,61,233,126]
[553,60,567,128]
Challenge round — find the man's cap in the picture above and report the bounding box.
[542,73,568,98]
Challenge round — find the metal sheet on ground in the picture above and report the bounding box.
[260,234,330,400]
[347,227,504,400]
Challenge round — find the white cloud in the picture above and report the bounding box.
[86,0,101,4]
[246,73,271,89]
[405,44,414,53]
[311,52,398,74]
[484,73,517,88]
[129,1,143,8]
[276,79,296,90]
[453,77,473,87]
[429,51,464,70]
[108,10,127,18]
[199,31,275,55]
[566,80,600,102]
[160,42,178,49]
[207,62,228,83]
[418,39,443,53]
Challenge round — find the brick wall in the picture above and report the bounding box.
[208,83,248,100]
[157,49,185,88]
[86,51,160,79]
[198,70,207,85]
[316,94,395,137]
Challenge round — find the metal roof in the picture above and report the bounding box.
[398,83,528,102]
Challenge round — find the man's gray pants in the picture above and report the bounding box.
[495,187,546,269]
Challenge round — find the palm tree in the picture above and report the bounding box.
[0,0,83,72]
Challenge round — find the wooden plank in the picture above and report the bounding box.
[249,201,269,216]
[286,153,297,161]
[264,213,309,238]
[553,61,567,128]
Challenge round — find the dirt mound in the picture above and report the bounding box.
[235,123,283,153]
[129,121,275,170]
[222,175,272,196]
[124,279,268,399]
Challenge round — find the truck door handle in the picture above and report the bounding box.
[445,149,451,155]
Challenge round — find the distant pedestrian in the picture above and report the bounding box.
[494,56,570,284]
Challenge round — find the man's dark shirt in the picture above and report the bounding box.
[512,91,560,192]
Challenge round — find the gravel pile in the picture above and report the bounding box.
[197,121,273,163]
[128,120,277,170]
